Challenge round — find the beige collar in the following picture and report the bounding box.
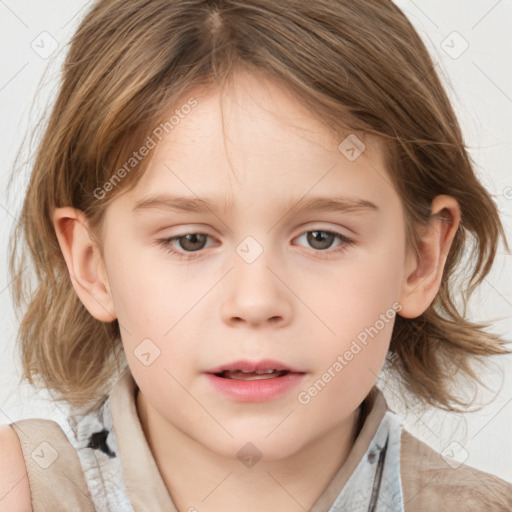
[110,370,388,512]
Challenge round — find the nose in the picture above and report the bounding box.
[220,248,293,328]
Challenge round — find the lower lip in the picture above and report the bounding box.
[205,372,306,402]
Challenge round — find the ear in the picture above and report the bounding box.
[52,206,116,322]
[398,195,461,319]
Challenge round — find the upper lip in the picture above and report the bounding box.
[205,359,304,374]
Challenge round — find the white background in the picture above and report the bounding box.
[1,0,511,483]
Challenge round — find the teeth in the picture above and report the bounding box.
[233,369,279,374]
[220,369,287,380]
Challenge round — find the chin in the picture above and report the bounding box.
[199,430,303,464]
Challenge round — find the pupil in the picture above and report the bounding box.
[308,231,333,250]
[181,233,206,251]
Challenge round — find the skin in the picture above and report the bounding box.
[53,69,460,512]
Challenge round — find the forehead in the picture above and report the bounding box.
[114,71,398,217]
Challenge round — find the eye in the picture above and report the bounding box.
[156,233,214,259]
[294,229,353,256]
[156,229,354,260]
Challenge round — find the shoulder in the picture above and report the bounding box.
[0,424,32,511]
[400,428,512,512]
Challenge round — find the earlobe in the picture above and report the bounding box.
[52,207,116,322]
[398,195,460,319]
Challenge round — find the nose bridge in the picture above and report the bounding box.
[233,232,278,298]
[220,232,292,327]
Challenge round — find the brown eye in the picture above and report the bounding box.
[175,233,208,252]
[156,233,213,259]
[306,230,336,250]
[296,230,350,251]
[293,229,354,258]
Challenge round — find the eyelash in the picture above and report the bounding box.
[155,229,354,260]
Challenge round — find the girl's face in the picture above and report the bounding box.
[100,70,408,460]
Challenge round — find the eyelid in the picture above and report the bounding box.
[292,229,354,258]
[155,226,355,260]
[155,232,216,259]
[294,221,355,237]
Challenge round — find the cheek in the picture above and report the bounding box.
[296,257,402,415]
[105,247,206,367]
[320,234,405,329]
[105,240,175,326]
[304,233,405,392]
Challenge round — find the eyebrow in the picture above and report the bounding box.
[132,193,379,216]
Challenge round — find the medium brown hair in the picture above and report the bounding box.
[9,0,510,411]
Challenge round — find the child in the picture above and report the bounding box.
[1,0,511,510]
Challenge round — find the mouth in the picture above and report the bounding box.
[205,360,306,402]
[212,369,293,381]
[205,359,305,380]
